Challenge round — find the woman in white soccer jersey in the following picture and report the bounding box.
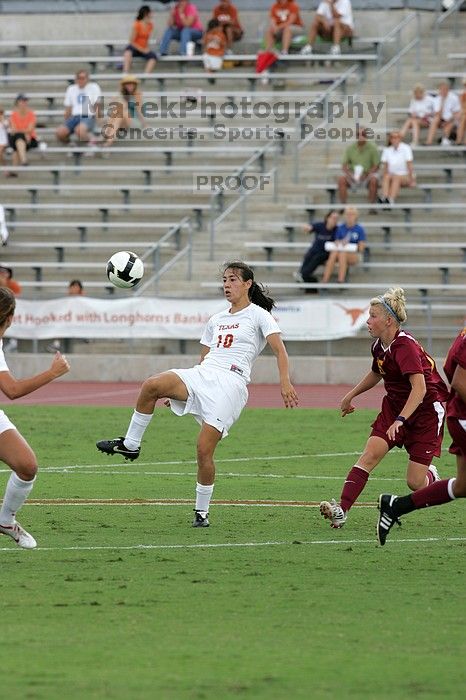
[97,261,299,527]
[0,287,70,549]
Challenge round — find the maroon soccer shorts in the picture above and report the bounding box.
[447,415,466,457]
[371,396,445,465]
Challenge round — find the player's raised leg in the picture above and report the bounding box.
[96,371,189,459]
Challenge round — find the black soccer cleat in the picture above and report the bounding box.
[96,437,140,461]
[192,510,210,528]
[376,494,401,546]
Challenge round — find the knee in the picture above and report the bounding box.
[18,458,38,481]
[141,376,161,398]
[197,442,212,465]
[407,474,425,491]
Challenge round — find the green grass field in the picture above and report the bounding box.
[1,405,465,699]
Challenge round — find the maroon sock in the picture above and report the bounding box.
[411,479,454,509]
[340,465,369,513]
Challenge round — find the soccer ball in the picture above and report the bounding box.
[106,251,144,289]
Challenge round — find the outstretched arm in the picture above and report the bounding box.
[0,352,70,400]
[266,332,299,408]
[340,370,382,416]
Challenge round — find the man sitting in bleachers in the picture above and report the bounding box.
[337,126,380,211]
[425,80,461,146]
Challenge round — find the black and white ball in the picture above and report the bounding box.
[106,251,144,289]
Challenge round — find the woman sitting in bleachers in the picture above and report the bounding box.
[321,206,366,284]
[7,95,38,173]
[102,75,146,148]
[399,84,435,147]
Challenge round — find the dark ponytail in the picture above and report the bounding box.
[0,287,16,327]
[223,261,275,313]
[137,5,151,20]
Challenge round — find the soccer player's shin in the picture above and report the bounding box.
[124,409,153,450]
[340,465,370,513]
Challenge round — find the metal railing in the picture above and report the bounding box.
[433,0,464,54]
[134,217,193,296]
[292,64,360,183]
[377,11,421,90]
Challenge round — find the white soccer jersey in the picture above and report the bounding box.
[200,303,281,383]
[0,340,9,372]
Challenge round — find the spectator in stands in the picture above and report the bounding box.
[202,19,227,73]
[425,80,461,146]
[159,0,204,56]
[102,75,146,147]
[455,76,466,145]
[337,126,380,210]
[56,70,102,145]
[379,131,415,207]
[123,5,157,74]
[321,206,366,284]
[301,0,353,56]
[8,95,38,170]
[400,84,435,146]
[212,0,243,54]
[0,266,20,296]
[298,210,339,289]
[0,204,9,246]
[264,0,303,56]
[0,108,9,176]
[48,279,85,353]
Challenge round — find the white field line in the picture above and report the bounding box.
[23,501,375,508]
[0,450,408,480]
[1,536,465,553]
[29,470,407,481]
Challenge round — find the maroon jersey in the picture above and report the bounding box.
[371,329,448,415]
[444,327,466,420]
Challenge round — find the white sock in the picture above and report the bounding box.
[195,482,214,516]
[124,410,153,450]
[0,473,35,525]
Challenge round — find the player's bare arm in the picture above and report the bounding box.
[386,373,426,441]
[266,332,299,408]
[341,370,382,416]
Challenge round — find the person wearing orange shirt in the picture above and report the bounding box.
[264,0,303,55]
[8,95,38,170]
[202,19,227,72]
[0,267,20,296]
[212,0,243,53]
[123,5,157,74]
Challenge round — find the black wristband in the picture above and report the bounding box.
[396,415,406,423]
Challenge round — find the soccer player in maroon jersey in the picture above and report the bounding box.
[320,287,449,529]
[377,327,466,544]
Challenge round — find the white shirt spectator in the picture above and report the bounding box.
[0,119,8,147]
[64,82,102,117]
[432,91,461,121]
[408,94,435,119]
[316,0,354,30]
[381,142,413,176]
[0,204,9,245]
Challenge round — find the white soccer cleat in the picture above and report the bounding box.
[320,499,347,528]
[0,521,37,549]
[428,464,441,482]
